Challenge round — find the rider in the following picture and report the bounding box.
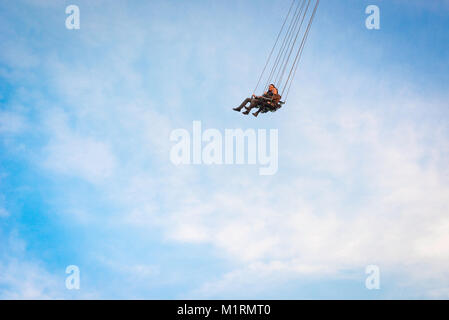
[233,84,280,116]
[252,85,282,117]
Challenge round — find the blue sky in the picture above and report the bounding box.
[1,0,449,299]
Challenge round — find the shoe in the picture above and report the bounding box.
[242,110,250,115]
[253,112,259,117]
[233,107,242,112]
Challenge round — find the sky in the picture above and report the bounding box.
[0,0,449,299]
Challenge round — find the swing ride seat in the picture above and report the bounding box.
[258,96,284,113]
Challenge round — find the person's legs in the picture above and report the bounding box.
[233,98,252,112]
[252,108,262,117]
[242,98,261,114]
[253,103,274,117]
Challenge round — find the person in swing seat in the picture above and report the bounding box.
[252,88,282,117]
[233,84,281,117]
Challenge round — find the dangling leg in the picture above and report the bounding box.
[233,98,252,112]
[253,107,262,117]
[254,103,271,117]
[242,99,260,115]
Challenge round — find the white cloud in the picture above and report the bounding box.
[187,260,341,299]
[44,135,116,184]
[42,111,117,184]
[427,287,449,299]
[0,230,66,299]
[121,93,449,297]
[0,111,27,134]
[0,258,64,299]
[46,138,115,181]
